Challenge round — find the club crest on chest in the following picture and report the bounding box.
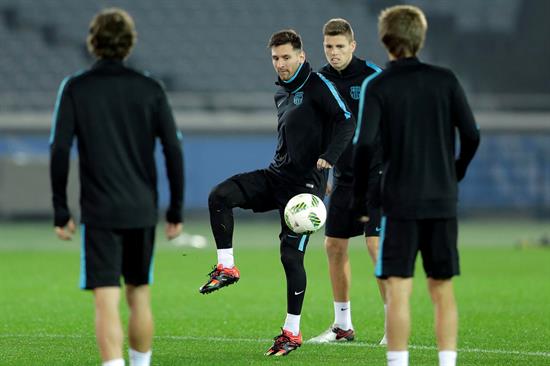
[293,92,304,105]
[350,86,361,100]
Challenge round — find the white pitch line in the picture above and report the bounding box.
[1,333,549,359]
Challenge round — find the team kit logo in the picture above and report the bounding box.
[350,86,361,100]
[293,92,304,105]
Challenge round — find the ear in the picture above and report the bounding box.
[299,50,306,63]
[350,40,357,53]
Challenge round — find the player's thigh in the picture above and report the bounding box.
[121,227,156,286]
[419,218,459,279]
[376,217,419,279]
[325,185,364,239]
[227,169,277,212]
[81,226,123,289]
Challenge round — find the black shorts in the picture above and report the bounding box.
[80,225,156,290]
[375,217,459,279]
[230,170,324,213]
[228,169,324,252]
[324,185,381,238]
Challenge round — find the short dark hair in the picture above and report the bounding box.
[87,8,137,60]
[378,5,427,58]
[268,29,303,50]
[323,18,354,42]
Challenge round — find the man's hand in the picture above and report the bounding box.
[317,158,333,170]
[358,215,370,223]
[455,159,467,182]
[351,195,369,223]
[54,218,76,240]
[165,222,183,240]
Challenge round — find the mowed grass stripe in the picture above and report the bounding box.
[2,333,550,359]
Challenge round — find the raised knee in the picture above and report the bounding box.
[208,183,229,208]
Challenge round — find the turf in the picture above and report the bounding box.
[1,219,549,365]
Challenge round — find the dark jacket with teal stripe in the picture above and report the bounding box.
[50,59,184,228]
[268,61,356,190]
[353,57,480,219]
[319,56,382,192]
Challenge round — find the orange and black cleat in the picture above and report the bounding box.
[199,264,240,294]
[265,328,302,356]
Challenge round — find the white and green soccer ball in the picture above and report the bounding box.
[284,193,327,234]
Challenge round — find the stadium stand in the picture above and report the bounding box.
[0,0,549,218]
[0,0,381,110]
[1,0,549,111]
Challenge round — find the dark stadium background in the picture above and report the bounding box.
[0,0,549,220]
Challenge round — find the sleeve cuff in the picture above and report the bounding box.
[54,212,71,227]
[166,208,182,224]
[319,153,336,166]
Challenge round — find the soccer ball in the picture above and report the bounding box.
[284,193,327,234]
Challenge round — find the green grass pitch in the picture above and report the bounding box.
[1,219,549,365]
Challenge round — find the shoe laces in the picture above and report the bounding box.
[207,265,221,277]
[273,330,299,347]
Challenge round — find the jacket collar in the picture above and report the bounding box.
[92,58,125,69]
[386,57,420,69]
[324,56,364,77]
[276,61,312,93]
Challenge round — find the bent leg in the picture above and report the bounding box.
[94,287,123,362]
[208,179,247,249]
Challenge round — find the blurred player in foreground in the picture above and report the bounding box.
[353,5,480,366]
[309,18,387,345]
[50,8,184,366]
[200,29,355,356]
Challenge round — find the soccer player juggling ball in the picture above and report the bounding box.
[200,29,355,356]
[50,8,184,366]
[309,18,387,345]
[352,6,480,366]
